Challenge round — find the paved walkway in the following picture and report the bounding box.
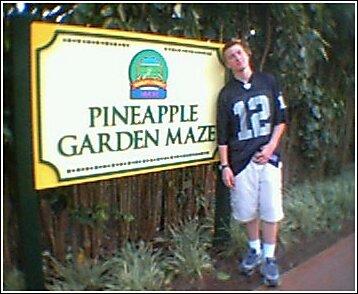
[256,233,356,291]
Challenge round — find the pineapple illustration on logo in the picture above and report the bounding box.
[129,49,168,99]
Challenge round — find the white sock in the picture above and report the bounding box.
[248,239,261,255]
[263,243,276,258]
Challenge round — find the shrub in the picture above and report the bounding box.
[166,218,213,279]
[108,241,168,291]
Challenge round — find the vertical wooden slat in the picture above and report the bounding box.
[117,177,124,246]
[135,174,142,240]
[138,174,148,240]
[166,170,177,229]
[156,171,165,233]
[90,182,97,260]
[118,177,125,244]
[55,209,67,263]
[132,175,139,240]
[162,171,169,231]
[182,168,188,221]
[127,177,134,241]
[191,166,200,218]
[107,179,118,256]
[39,197,55,257]
[72,185,80,266]
[204,164,216,217]
[80,184,91,259]
[148,173,156,238]
[152,172,162,238]
[92,182,100,261]
[122,176,131,242]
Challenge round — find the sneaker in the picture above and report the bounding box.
[239,248,262,274]
[261,257,280,286]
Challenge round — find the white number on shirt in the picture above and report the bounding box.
[233,95,271,140]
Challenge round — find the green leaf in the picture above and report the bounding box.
[103,17,124,29]
[117,4,126,22]
[100,5,114,18]
[74,3,95,17]
[216,271,231,281]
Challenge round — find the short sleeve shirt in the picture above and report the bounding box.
[217,72,287,175]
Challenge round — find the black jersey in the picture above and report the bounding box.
[217,72,287,175]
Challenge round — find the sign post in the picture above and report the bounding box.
[213,168,231,247]
[11,16,45,290]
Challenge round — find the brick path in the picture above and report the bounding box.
[256,233,356,291]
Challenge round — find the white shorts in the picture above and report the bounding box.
[230,160,284,223]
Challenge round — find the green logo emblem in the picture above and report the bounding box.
[129,49,168,99]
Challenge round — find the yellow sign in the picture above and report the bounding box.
[31,22,225,190]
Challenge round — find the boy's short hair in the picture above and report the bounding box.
[222,38,252,58]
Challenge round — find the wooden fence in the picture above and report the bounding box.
[4,164,217,268]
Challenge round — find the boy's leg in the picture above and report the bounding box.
[262,221,279,245]
[247,218,260,241]
[259,163,284,286]
[230,162,262,275]
[239,218,262,275]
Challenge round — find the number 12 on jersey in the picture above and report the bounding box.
[233,95,271,141]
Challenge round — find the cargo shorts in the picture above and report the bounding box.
[230,160,284,223]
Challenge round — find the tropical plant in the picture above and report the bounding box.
[3,268,26,291]
[216,219,248,258]
[107,241,169,291]
[166,218,213,279]
[43,250,114,291]
[280,165,355,249]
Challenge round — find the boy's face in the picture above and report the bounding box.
[224,44,250,72]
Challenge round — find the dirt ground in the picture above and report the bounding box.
[170,219,355,291]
